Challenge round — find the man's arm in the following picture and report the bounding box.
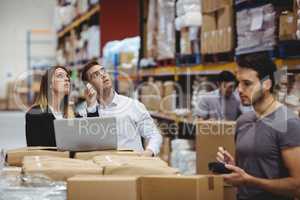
[246,147,300,198]
[135,101,162,156]
[224,147,300,199]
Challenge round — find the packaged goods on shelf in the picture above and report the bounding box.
[157,0,176,60]
[140,79,163,111]
[296,0,300,39]
[236,3,276,55]
[87,25,100,59]
[103,37,140,70]
[161,81,176,113]
[89,0,99,5]
[146,0,158,59]
[77,0,89,15]
[201,0,234,54]
[170,139,196,175]
[175,0,202,30]
[279,11,297,40]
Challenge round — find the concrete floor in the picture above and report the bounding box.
[0,111,26,150]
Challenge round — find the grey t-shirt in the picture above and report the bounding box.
[195,89,242,120]
[236,105,300,200]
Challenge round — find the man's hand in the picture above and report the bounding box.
[216,146,235,165]
[138,149,154,157]
[85,85,97,107]
[222,164,252,186]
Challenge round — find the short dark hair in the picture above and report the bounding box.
[236,52,277,93]
[218,71,237,83]
[81,60,100,82]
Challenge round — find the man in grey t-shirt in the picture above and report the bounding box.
[195,71,242,120]
[216,52,300,200]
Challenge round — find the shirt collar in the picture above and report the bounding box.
[98,91,119,108]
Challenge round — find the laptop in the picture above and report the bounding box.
[54,117,117,151]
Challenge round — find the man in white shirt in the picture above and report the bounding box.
[80,60,162,157]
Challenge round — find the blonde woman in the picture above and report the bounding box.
[25,66,73,146]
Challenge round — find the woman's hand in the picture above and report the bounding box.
[216,146,235,165]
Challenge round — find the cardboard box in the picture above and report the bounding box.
[159,136,171,163]
[201,13,217,54]
[93,155,179,175]
[202,0,233,13]
[141,175,223,200]
[161,81,176,112]
[0,98,7,110]
[279,11,297,40]
[6,146,70,167]
[23,156,103,181]
[75,150,139,160]
[68,175,140,200]
[196,121,236,174]
[140,81,162,111]
[224,184,237,200]
[202,5,234,54]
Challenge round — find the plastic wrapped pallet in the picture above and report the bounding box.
[87,25,100,59]
[0,168,66,200]
[170,139,196,175]
[236,4,276,55]
[146,0,158,59]
[175,0,202,30]
[157,0,176,60]
[93,155,179,175]
[23,156,103,181]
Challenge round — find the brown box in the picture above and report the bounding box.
[75,150,139,160]
[0,98,7,110]
[141,175,223,200]
[201,13,217,54]
[202,0,233,13]
[196,121,236,174]
[159,136,171,163]
[201,5,234,54]
[224,184,237,200]
[140,81,162,111]
[6,146,70,167]
[279,11,297,40]
[161,81,175,112]
[68,175,140,200]
[93,155,179,176]
[23,156,103,181]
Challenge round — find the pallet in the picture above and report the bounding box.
[202,52,234,64]
[176,53,201,66]
[278,40,300,59]
[156,58,176,67]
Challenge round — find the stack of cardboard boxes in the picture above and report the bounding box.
[3,133,237,200]
[140,79,176,113]
[279,0,300,41]
[201,0,234,54]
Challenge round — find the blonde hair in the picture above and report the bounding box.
[35,66,73,118]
